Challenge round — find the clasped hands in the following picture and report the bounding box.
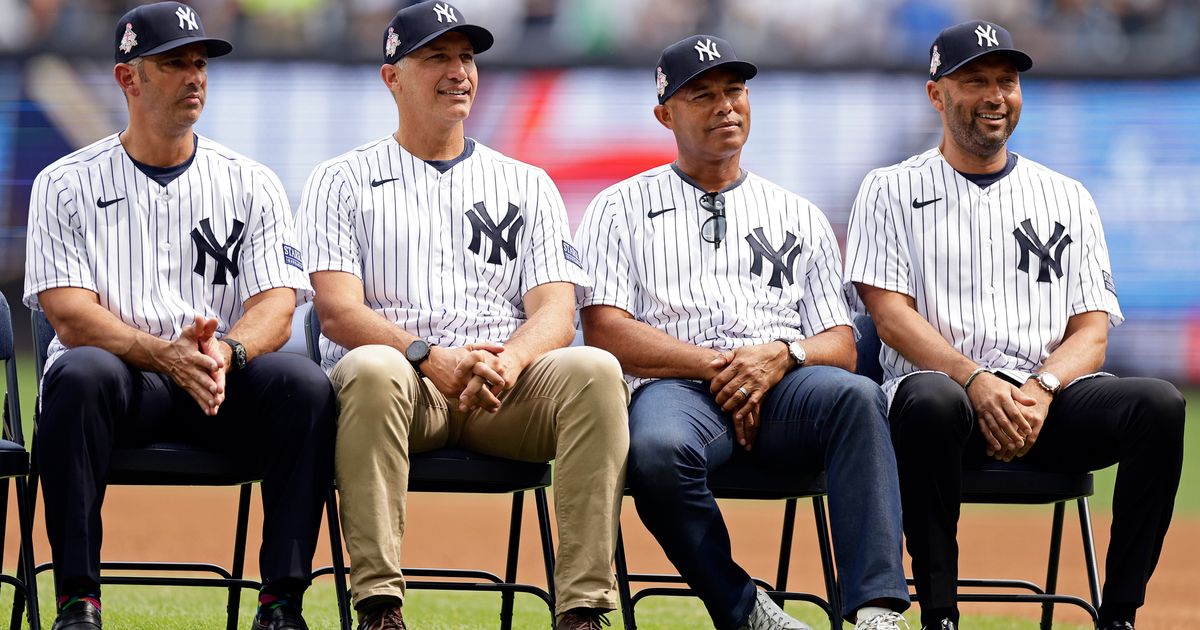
[422,343,523,414]
[707,342,793,452]
[966,371,1053,462]
[162,315,228,417]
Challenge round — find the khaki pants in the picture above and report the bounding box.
[330,344,630,614]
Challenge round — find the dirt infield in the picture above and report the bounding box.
[5,487,1198,628]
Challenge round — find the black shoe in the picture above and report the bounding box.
[51,600,101,630]
[921,621,955,630]
[1100,623,1134,630]
[250,600,309,630]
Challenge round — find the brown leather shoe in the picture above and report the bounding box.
[555,608,611,630]
[356,604,406,630]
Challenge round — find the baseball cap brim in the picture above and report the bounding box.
[136,36,233,60]
[404,24,494,57]
[662,60,758,103]
[936,48,1032,79]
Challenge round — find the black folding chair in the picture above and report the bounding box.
[854,314,1101,628]
[28,309,347,630]
[0,293,40,630]
[304,306,557,630]
[613,464,842,629]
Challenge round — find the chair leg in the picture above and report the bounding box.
[500,492,525,630]
[15,477,40,630]
[325,487,352,630]
[1040,502,1066,630]
[227,484,253,630]
[613,527,636,630]
[534,487,556,611]
[1077,497,1102,611]
[812,496,842,629]
[773,498,798,606]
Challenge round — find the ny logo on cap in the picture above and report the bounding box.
[694,38,721,62]
[434,2,458,23]
[929,45,941,75]
[975,23,998,47]
[176,5,198,31]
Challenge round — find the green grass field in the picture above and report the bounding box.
[1,359,1195,628]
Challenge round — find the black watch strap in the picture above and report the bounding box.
[221,337,247,371]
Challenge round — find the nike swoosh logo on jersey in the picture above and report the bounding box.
[96,197,125,208]
[912,197,942,208]
[371,177,399,187]
[647,207,675,219]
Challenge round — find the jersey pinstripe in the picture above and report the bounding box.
[23,133,309,375]
[844,148,1123,400]
[576,164,853,391]
[297,136,589,371]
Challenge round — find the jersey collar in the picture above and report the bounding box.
[670,162,748,194]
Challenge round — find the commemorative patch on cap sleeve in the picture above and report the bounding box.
[1102,270,1117,296]
[282,244,304,270]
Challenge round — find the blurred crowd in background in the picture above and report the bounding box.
[1,0,1198,75]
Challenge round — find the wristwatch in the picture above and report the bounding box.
[1032,372,1061,394]
[775,338,807,369]
[221,338,247,372]
[405,339,433,377]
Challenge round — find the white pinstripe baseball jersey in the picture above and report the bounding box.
[844,148,1123,400]
[576,163,853,391]
[23,132,309,375]
[297,136,589,371]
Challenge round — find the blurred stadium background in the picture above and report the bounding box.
[1,0,1197,383]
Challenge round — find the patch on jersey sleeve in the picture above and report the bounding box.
[562,240,583,268]
[282,244,304,270]
[1102,270,1117,296]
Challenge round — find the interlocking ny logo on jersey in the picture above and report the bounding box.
[745,228,803,289]
[176,6,198,30]
[190,218,245,285]
[1013,219,1072,283]
[466,202,524,265]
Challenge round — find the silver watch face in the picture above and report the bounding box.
[1038,372,1061,392]
[789,341,807,366]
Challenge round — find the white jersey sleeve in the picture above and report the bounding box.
[575,187,633,312]
[237,166,310,301]
[297,161,360,279]
[23,169,95,309]
[1071,188,1123,325]
[844,171,913,298]
[796,208,853,336]
[521,169,590,292]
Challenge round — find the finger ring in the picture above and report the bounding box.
[737,386,750,398]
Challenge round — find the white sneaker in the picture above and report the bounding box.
[739,590,811,630]
[855,611,909,630]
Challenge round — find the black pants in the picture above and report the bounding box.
[36,346,336,599]
[889,373,1185,625]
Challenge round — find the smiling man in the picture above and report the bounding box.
[575,35,909,630]
[294,2,629,629]
[23,3,335,630]
[845,20,1185,630]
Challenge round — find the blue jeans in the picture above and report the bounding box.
[627,366,909,628]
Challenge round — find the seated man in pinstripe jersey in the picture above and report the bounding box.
[295,3,630,629]
[23,3,335,630]
[576,35,910,630]
[845,20,1184,630]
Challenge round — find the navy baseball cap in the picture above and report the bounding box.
[655,35,758,104]
[383,1,494,65]
[929,20,1032,81]
[114,1,232,64]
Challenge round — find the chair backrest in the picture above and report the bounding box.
[304,305,321,364]
[854,314,885,385]
[31,310,54,382]
[1,292,25,444]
